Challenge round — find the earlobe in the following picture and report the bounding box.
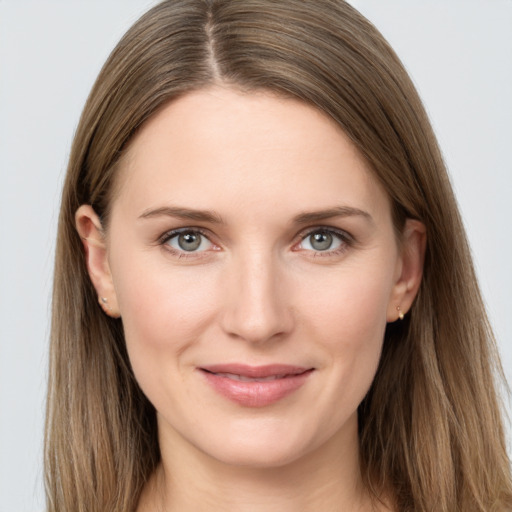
[75,205,121,318]
[387,219,426,322]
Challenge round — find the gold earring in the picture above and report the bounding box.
[397,306,404,321]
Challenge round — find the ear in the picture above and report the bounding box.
[386,219,426,322]
[75,205,121,318]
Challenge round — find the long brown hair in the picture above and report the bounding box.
[45,1,512,510]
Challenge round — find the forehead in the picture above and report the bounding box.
[112,87,390,223]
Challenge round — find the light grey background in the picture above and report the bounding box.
[0,1,511,510]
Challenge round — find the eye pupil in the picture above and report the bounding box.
[178,232,202,251]
[310,231,333,251]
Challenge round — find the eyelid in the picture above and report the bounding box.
[298,225,353,242]
[293,226,354,254]
[158,226,212,244]
[158,226,220,257]
[157,225,354,258]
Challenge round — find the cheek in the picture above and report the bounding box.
[300,259,393,342]
[296,258,394,397]
[110,250,219,379]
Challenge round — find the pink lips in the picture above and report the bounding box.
[199,364,314,407]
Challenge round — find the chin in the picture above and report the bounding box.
[193,417,335,470]
[209,441,310,469]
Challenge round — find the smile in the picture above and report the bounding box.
[199,364,314,407]
[212,372,291,382]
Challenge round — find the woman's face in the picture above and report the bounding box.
[80,87,423,468]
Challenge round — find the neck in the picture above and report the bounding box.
[138,416,383,512]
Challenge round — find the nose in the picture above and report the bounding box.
[220,251,294,344]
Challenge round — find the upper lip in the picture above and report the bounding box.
[199,364,312,378]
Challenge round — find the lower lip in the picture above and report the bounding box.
[200,369,314,407]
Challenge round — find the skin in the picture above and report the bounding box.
[76,87,425,511]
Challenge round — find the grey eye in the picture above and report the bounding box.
[177,232,202,251]
[299,230,344,252]
[309,231,333,251]
[166,230,212,253]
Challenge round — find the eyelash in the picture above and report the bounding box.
[159,227,215,259]
[295,227,353,257]
[158,226,354,259]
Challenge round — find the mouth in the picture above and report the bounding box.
[207,372,295,382]
[198,364,314,407]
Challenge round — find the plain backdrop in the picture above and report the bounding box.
[0,1,511,510]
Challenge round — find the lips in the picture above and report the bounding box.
[198,364,314,407]
[211,372,289,382]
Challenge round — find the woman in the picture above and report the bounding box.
[45,0,512,510]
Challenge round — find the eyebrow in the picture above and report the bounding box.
[139,205,372,225]
[138,206,225,224]
[292,206,373,225]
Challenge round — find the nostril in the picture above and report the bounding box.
[219,259,294,343]
[220,301,293,344]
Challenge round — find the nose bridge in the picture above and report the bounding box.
[221,246,292,343]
